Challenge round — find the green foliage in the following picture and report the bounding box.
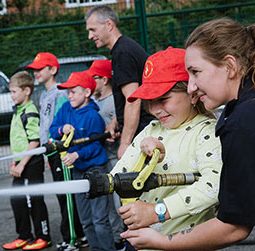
[7,0,29,13]
[1,1,255,75]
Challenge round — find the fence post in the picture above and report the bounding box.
[134,0,149,53]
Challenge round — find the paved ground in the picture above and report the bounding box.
[0,169,89,251]
[0,145,255,250]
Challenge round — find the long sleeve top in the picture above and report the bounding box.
[50,99,108,171]
[112,114,222,237]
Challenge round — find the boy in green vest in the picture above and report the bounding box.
[2,71,51,250]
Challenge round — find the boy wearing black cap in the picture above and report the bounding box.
[50,71,116,251]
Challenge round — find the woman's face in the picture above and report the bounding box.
[147,90,196,129]
[185,45,230,110]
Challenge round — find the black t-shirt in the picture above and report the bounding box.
[216,74,255,226]
[111,35,154,134]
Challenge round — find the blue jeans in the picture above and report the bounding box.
[73,166,116,251]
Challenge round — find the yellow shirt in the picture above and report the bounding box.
[112,114,222,242]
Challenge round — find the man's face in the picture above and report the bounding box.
[86,14,110,49]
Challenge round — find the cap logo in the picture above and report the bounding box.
[143,60,153,79]
[34,54,41,62]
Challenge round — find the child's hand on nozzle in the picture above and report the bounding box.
[140,137,165,162]
[63,124,75,135]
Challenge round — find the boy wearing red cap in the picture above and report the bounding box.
[49,71,116,251]
[88,60,126,250]
[26,52,86,250]
[109,47,222,251]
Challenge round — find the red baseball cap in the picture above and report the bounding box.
[26,52,60,70]
[57,71,96,93]
[128,46,189,102]
[87,59,112,79]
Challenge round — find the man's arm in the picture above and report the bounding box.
[121,217,252,250]
[118,82,141,159]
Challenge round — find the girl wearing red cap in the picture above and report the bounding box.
[121,18,255,250]
[111,47,222,251]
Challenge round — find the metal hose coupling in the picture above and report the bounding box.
[84,172,200,199]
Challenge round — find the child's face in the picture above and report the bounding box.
[93,76,104,98]
[147,91,196,129]
[33,66,55,84]
[68,86,90,109]
[9,85,29,105]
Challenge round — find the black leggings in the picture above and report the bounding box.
[11,155,51,241]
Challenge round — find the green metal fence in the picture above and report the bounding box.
[1,1,255,77]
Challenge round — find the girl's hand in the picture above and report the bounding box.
[118,200,157,229]
[140,137,165,162]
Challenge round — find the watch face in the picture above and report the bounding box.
[155,203,166,215]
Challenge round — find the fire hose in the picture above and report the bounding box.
[0,132,200,199]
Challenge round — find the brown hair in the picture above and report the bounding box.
[10,71,34,96]
[172,82,215,118]
[185,17,255,79]
[143,82,215,119]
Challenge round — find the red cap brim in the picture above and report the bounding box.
[128,82,177,102]
[26,62,47,70]
[57,82,77,89]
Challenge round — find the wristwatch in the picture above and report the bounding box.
[155,202,167,223]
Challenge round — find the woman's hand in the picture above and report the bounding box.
[121,228,168,250]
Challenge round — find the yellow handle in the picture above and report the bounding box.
[60,129,75,168]
[131,151,147,172]
[121,148,161,205]
[132,148,160,190]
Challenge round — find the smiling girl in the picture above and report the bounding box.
[111,47,222,251]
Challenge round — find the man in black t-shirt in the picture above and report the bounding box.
[86,5,154,159]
